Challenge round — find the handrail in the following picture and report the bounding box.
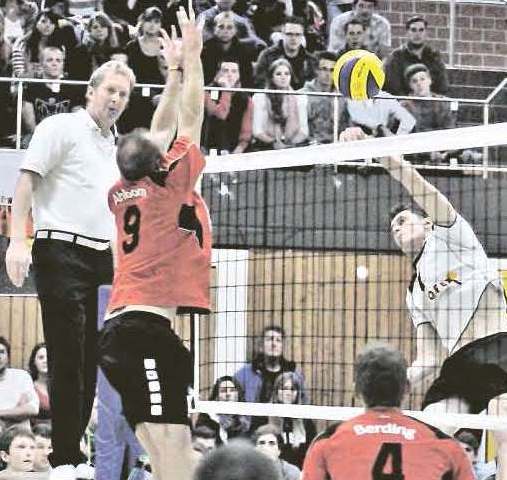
[485,77,507,104]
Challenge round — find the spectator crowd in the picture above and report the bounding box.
[0,0,475,164]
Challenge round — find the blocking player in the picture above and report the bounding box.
[302,344,474,480]
[340,127,507,480]
[97,4,210,480]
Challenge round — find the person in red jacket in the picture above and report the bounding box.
[97,4,210,480]
[302,344,474,480]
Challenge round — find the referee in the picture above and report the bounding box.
[6,61,135,479]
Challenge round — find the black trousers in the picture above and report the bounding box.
[32,238,113,467]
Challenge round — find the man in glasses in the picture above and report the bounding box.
[384,15,449,96]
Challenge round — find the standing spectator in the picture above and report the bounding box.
[342,90,415,136]
[28,343,51,427]
[201,11,257,87]
[384,16,448,96]
[254,424,302,480]
[252,58,308,150]
[0,428,36,477]
[202,60,253,154]
[299,50,341,144]
[302,344,474,479]
[67,11,120,80]
[126,6,165,85]
[328,0,390,58]
[335,18,366,57]
[198,0,264,48]
[32,424,52,473]
[196,376,251,444]
[2,0,38,45]
[5,59,135,478]
[255,16,317,90]
[269,372,316,469]
[22,46,78,146]
[0,337,39,431]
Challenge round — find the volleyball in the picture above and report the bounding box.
[333,49,385,101]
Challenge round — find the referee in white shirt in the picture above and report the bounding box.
[6,60,135,479]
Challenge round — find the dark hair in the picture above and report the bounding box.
[266,58,293,127]
[270,371,304,404]
[316,50,338,63]
[353,0,377,6]
[193,425,217,440]
[403,63,430,83]
[344,18,364,33]
[262,325,285,338]
[27,9,63,62]
[28,342,46,380]
[0,427,35,453]
[0,337,10,358]
[389,203,428,224]
[194,440,281,480]
[209,376,245,401]
[354,344,408,408]
[139,6,162,22]
[454,430,479,453]
[32,423,52,439]
[116,129,163,182]
[252,424,282,445]
[283,15,305,28]
[406,16,428,29]
[88,11,119,49]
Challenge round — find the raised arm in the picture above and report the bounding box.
[177,1,204,147]
[150,26,183,152]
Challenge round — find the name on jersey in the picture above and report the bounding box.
[112,188,147,205]
[425,271,462,301]
[353,423,416,440]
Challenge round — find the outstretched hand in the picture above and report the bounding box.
[159,26,182,69]
[176,0,204,57]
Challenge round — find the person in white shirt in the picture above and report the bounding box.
[5,59,135,480]
[0,337,39,431]
[340,127,507,480]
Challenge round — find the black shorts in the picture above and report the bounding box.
[423,332,507,413]
[97,311,192,429]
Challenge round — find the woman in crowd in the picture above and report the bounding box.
[202,59,253,155]
[252,58,308,151]
[269,372,316,469]
[28,343,50,426]
[67,11,120,80]
[11,8,77,77]
[196,376,251,444]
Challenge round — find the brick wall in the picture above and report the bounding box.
[378,1,507,70]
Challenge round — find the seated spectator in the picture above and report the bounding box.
[11,9,78,78]
[28,343,50,426]
[249,0,288,45]
[67,11,120,80]
[328,0,390,58]
[0,10,16,147]
[2,0,38,45]
[202,60,253,154]
[289,0,326,52]
[255,16,317,90]
[194,440,281,480]
[0,337,39,430]
[125,6,165,85]
[198,0,264,48]
[22,46,79,145]
[192,426,217,455]
[384,16,448,96]
[455,430,497,480]
[196,375,251,444]
[341,89,415,136]
[0,427,36,477]
[325,0,353,30]
[32,424,52,473]
[268,372,316,469]
[254,424,301,480]
[300,50,342,144]
[252,58,309,150]
[335,17,367,57]
[201,11,257,87]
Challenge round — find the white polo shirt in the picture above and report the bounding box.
[407,214,504,353]
[22,109,119,241]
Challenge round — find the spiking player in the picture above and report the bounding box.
[97,4,210,480]
[302,344,474,480]
[341,127,507,480]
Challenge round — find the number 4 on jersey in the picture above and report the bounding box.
[372,443,405,480]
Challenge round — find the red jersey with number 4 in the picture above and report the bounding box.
[302,410,474,480]
[107,137,211,314]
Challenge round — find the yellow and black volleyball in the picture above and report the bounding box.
[333,49,385,100]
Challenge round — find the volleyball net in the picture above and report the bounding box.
[195,122,507,432]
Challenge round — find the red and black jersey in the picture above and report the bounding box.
[107,137,211,314]
[302,409,474,480]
